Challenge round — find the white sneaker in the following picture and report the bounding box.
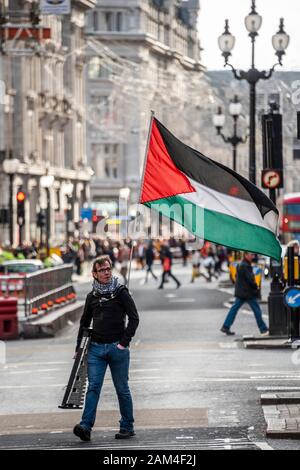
[260,330,269,337]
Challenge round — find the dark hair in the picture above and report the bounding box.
[92,255,112,272]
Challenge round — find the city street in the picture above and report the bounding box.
[0,262,299,450]
[2,0,300,456]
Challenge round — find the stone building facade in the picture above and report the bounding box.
[0,0,96,246]
[85,0,204,215]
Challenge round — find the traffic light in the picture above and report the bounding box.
[37,210,47,228]
[16,191,26,226]
[92,213,104,233]
[262,110,283,172]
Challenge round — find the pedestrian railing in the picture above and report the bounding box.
[0,265,76,318]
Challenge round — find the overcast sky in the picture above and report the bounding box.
[198,0,300,71]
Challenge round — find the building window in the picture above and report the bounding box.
[188,38,194,58]
[293,149,300,160]
[112,157,118,179]
[92,143,119,179]
[93,11,98,31]
[105,12,114,31]
[88,57,101,79]
[116,12,123,31]
[105,158,110,178]
[128,12,136,30]
[88,59,112,80]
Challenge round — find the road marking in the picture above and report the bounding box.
[2,377,300,390]
[169,299,195,303]
[251,375,300,380]
[165,294,177,298]
[257,387,300,391]
[5,362,70,368]
[219,288,233,294]
[254,441,274,451]
[1,368,63,375]
[0,384,66,389]
[219,343,239,349]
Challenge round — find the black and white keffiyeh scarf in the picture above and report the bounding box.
[92,276,121,297]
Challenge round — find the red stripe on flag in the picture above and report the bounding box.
[140,119,195,204]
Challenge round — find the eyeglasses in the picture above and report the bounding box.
[95,267,112,274]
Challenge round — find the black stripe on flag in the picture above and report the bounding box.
[155,118,278,219]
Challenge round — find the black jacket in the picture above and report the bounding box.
[145,247,155,266]
[234,260,259,300]
[76,285,139,351]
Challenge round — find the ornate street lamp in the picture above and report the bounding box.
[213,96,248,172]
[218,0,289,184]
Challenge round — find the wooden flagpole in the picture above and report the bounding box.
[127,110,155,289]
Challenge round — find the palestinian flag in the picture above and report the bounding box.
[140,118,281,261]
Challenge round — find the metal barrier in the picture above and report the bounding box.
[0,276,26,298]
[0,265,75,318]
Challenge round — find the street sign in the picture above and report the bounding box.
[284,287,300,309]
[40,0,71,15]
[261,169,283,189]
[80,208,93,221]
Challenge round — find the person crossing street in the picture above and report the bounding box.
[221,252,268,336]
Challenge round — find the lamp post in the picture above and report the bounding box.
[2,157,19,246]
[63,181,74,242]
[213,95,248,172]
[119,187,131,240]
[218,0,289,184]
[40,174,54,256]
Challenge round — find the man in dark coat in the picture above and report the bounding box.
[221,252,268,336]
[73,255,139,442]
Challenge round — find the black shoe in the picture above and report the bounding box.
[176,283,181,289]
[220,326,235,336]
[115,429,136,439]
[73,424,91,442]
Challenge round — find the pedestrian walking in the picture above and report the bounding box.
[118,243,130,285]
[145,240,158,283]
[202,249,217,282]
[190,249,201,283]
[75,245,85,275]
[137,241,146,270]
[221,252,269,336]
[158,245,181,289]
[180,239,188,267]
[73,255,139,442]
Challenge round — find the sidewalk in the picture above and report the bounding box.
[262,396,300,439]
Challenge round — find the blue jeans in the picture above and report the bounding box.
[80,342,134,432]
[223,297,268,333]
